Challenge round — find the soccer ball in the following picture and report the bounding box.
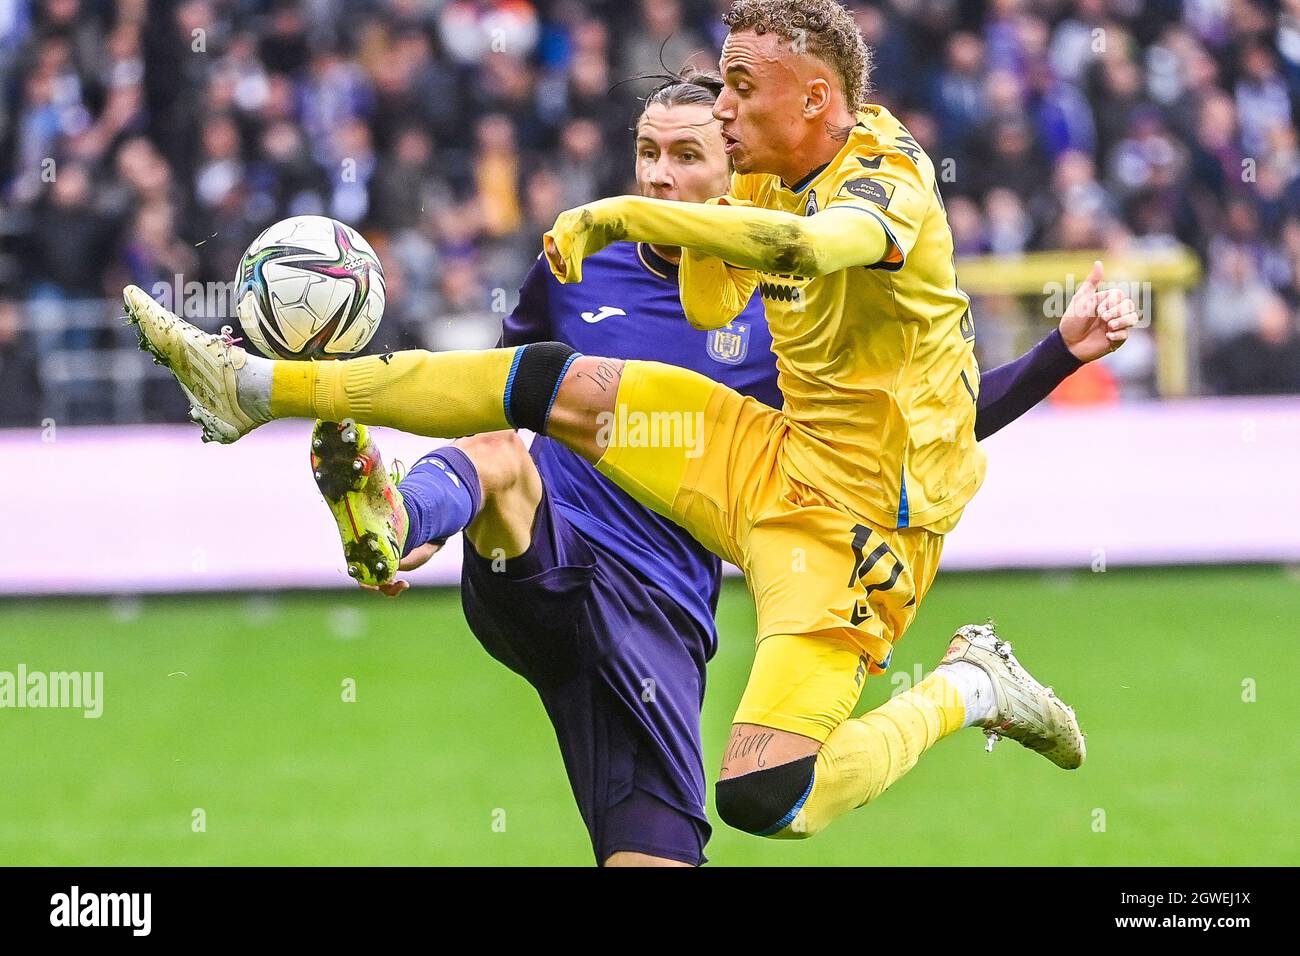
[234,215,386,359]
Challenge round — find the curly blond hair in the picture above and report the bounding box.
[722,0,872,107]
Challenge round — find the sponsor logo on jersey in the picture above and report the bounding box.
[758,280,805,305]
[580,305,626,324]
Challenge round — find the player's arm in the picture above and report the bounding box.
[975,261,1138,440]
[543,144,933,286]
[543,194,891,284]
[974,332,1081,441]
[673,197,762,330]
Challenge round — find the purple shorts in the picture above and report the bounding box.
[461,489,712,865]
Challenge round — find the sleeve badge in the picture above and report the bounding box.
[840,178,894,209]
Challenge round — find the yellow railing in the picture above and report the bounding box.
[956,247,1203,397]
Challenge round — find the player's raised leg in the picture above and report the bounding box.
[309,423,544,587]
[714,626,958,838]
[124,283,610,451]
[126,283,751,558]
[438,432,714,867]
[309,423,708,866]
[712,507,1086,841]
[309,418,411,586]
[716,625,1085,839]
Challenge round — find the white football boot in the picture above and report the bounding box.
[123,284,263,443]
[941,623,1086,769]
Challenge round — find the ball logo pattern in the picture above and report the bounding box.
[235,215,386,359]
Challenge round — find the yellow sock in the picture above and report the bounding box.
[270,348,518,437]
[774,671,966,838]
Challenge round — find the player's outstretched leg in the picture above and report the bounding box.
[310,423,541,586]
[123,285,603,449]
[716,624,1085,840]
[715,630,967,840]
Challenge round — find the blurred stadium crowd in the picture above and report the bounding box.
[1,0,1298,425]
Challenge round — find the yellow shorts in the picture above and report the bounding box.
[595,360,946,742]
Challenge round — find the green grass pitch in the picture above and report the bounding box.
[2,566,1296,865]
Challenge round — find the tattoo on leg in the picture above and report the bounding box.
[575,359,622,394]
[722,726,776,773]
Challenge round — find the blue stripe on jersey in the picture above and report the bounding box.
[898,466,910,528]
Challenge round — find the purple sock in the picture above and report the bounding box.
[398,446,482,556]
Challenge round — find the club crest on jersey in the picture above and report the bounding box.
[707,322,750,365]
[805,190,818,216]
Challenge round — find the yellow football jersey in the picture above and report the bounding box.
[728,104,985,533]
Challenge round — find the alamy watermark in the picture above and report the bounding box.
[50,886,150,936]
[0,665,103,718]
[150,275,240,320]
[595,404,707,458]
[1042,274,1152,327]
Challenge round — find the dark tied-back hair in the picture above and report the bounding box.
[642,67,724,113]
[615,66,724,130]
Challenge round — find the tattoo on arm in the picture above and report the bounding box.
[722,726,776,772]
[575,359,622,393]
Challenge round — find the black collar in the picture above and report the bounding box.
[785,162,830,194]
